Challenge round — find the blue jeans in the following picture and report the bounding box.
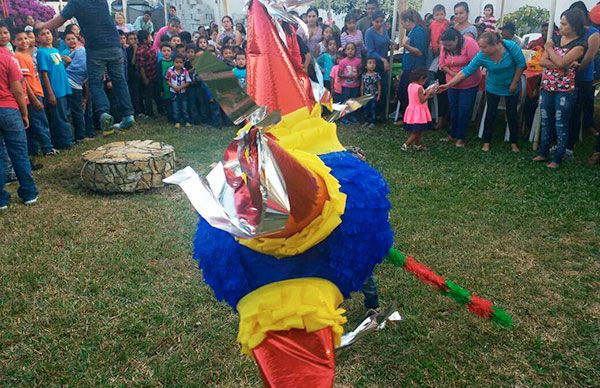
[171,93,189,124]
[187,85,203,125]
[0,108,38,206]
[567,80,594,150]
[86,47,133,118]
[539,90,575,164]
[362,276,380,309]
[0,140,13,181]
[363,98,377,123]
[46,96,73,149]
[27,96,53,155]
[67,89,86,141]
[447,86,478,140]
[84,98,96,137]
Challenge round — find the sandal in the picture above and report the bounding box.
[400,144,409,152]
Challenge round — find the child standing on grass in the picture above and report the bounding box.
[184,44,203,124]
[165,54,191,128]
[317,38,337,90]
[338,42,362,123]
[36,28,73,150]
[13,29,57,156]
[361,57,381,128]
[62,31,90,142]
[0,20,39,209]
[401,67,434,151]
[135,30,158,118]
[158,43,175,121]
[329,52,344,103]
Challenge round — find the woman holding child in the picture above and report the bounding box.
[365,11,390,122]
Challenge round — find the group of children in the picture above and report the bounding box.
[122,23,247,129]
[316,15,383,127]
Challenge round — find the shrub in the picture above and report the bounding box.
[503,5,550,36]
[6,0,55,28]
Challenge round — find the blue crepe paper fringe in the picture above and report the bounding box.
[193,151,394,309]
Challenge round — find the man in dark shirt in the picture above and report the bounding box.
[357,0,379,36]
[36,0,135,135]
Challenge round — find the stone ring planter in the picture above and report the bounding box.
[81,140,175,193]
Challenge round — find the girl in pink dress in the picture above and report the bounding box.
[402,67,434,151]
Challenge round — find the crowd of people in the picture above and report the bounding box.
[1,0,599,210]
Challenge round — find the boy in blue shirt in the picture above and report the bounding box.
[232,51,247,91]
[62,31,91,142]
[36,28,73,149]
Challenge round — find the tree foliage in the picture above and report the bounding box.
[503,5,550,36]
[313,0,423,19]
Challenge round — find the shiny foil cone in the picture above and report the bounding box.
[252,327,336,388]
[247,0,314,116]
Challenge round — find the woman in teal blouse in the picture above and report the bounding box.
[440,31,526,152]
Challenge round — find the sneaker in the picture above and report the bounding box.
[24,196,38,205]
[43,148,60,156]
[185,122,192,127]
[174,123,181,128]
[368,123,375,129]
[0,204,7,210]
[102,128,115,137]
[115,115,135,130]
[100,113,114,132]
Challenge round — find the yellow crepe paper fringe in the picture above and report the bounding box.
[238,149,347,257]
[236,278,347,356]
[239,105,345,156]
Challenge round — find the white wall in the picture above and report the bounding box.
[420,0,599,25]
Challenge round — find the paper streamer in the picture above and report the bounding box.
[386,248,513,327]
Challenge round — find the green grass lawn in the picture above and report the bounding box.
[1,118,599,386]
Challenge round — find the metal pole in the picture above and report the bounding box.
[385,0,401,120]
[499,0,505,26]
[163,0,168,27]
[123,0,128,23]
[532,0,556,150]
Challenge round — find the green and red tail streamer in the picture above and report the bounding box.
[386,248,513,328]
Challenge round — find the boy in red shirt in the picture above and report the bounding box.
[0,20,39,209]
[429,4,449,130]
[430,4,449,57]
[13,28,58,156]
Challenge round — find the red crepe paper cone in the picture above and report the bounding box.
[246,0,314,116]
[252,328,336,388]
[467,294,494,318]
[404,256,446,290]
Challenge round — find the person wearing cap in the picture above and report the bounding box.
[500,22,523,48]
